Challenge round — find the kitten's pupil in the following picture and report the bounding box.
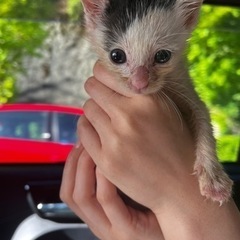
[110,49,127,64]
[155,50,171,64]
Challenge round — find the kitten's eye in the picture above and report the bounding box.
[110,49,127,64]
[154,50,172,64]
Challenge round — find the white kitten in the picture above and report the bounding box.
[81,0,233,205]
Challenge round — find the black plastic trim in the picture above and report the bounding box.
[204,0,240,7]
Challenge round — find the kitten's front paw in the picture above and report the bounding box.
[195,165,233,205]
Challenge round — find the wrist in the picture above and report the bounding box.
[154,196,240,240]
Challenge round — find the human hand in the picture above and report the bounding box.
[79,61,197,212]
[62,62,240,240]
[60,145,164,240]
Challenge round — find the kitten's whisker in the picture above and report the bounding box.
[163,83,199,110]
[168,80,199,101]
[160,91,184,131]
[156,92,172,115]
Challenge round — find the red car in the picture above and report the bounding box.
[0,103,83,164]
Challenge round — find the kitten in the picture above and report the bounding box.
[81,0,233,205]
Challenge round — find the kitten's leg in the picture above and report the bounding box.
[192,108,233,204]
[169,88,233,204]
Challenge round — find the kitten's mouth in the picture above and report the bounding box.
[128,83,148,94]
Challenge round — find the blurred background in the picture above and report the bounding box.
[0,0,239,162]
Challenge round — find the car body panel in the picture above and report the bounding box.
[0,103,83,164]
[0,137,73,164]
[0,103,84,115]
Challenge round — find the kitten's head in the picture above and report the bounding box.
[82,0,202,94]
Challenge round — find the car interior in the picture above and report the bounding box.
[0,0,239,239]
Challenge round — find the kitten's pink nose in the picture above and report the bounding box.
[129,66,149,91]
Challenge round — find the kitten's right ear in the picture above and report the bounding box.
[178,0,203,30]
[81,0,108,29]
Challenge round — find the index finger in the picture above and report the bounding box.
[84,76,127,116]
[93,61,134,97]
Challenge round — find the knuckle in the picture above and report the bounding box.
[114,110,138,131]
[72,185,84,201]
[77,118,86,138]
[77,115,92,138]
[77,116,86,131]
[82,99,100,124]
[101,144,119,167]
[96,188,111,205]
[82,98,94,113]
[59,189,68,203]
[72,189,86,206]
[84,76,96,93]
[72,187,95,208]
[60,187,75,207]
[72,191,80,204]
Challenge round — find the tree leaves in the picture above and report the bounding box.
[189,5,240,161]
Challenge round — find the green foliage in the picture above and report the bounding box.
[67,0,83,21]
[0,0,84,103]
[0,0,59,20]
[188,6,240,161]
[0,0,54,103]
[217,135,239,162]
[0,19,47,103]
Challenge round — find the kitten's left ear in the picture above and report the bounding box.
[178,0,203,29]
[81,0,108,29]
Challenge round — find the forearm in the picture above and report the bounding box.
[154,184,240,240]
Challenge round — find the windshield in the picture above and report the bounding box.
[0,1,239,162]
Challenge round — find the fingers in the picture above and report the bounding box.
[60,145,83,204]
[96,169,165,240]
[77,115,102,161]
[73,149,111,237]
[83,98,110,137]
[84,76,126,117]
[60,146,164,240]
[93,61,134,97]
[96,169,132,229]
[84,62,154,121]
[60,146,131,239]
[60,146,111,238]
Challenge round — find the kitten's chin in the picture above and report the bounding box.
[128,83,159,95]
[130,86,146,94]
[128,82,148,95]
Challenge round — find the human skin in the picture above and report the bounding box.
[60,61,240,240]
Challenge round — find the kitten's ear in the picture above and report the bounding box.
[81,0,108,29]
[179,0,203,29]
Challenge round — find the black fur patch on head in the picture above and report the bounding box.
[103,0,177,50]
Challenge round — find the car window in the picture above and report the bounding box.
[57,113,79,144]
[0,111,48,140]
[0,1,239,163]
